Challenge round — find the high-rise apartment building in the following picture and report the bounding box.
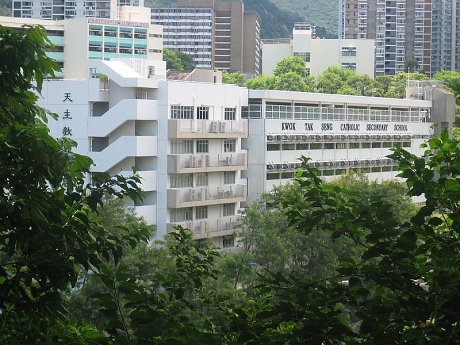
[431,0,460,73]
[339,0,432,76]
[151,0,261,76]
[12,0,143,20]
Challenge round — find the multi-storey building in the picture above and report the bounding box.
[244,82,455,201]
[36,57,455,248]
[339,0,432,76]
[12,0,143,20]
[0,15,163,78]
[431,0,460,73]
[39,59,249,248]
[262,23,375,77]
[151,0,261,76]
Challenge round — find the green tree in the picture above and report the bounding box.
[163,48,196,71]
[0,25,149,343]
[222,71,246,86]
[244,75,277,90]
[273,56,309,78]
[337,85,361,96]
[316,71,345,94]
[374,75,393,97]
[405,59,420,73]
[433,70,460,98]
[272,71,308,92]
[344,74,376,96]
[228,133,460,344]
[87,227,222,344]
[385,72,428,98]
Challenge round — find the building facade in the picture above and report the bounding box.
[12,0,143,20]
[339,0,432,76]
[151,0,261,76]
[244,85,455,202]
[0,15,163,78]
[37,58,455,248]
[431,0,460,73]
[262,23,375,77]
[39,59,249,248]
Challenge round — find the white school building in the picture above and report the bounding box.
[38,58,455,247]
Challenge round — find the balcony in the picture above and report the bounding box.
[167,184,247,208]
[168,152,247,173]
[168,120,248,139]
[167,215,242,239]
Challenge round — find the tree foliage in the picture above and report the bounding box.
[222,71,246,86]
[0,25,149,343]
[163,48,196,71]
[244,58,433,98]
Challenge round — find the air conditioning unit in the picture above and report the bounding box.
[218,190,225,199]
[185,221,193,230]
[226,156,233,166]
[190,188,201,201]
[190,156,198,168]
[220,121,226,132]
[200,221,208,234]
[210,121,219,133]
[204,154,210,167]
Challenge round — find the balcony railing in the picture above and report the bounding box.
[168,120,248,138]
[167,184,247,208]
[167,215,242,239]
[168,152,247,173]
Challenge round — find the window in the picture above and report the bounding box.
[361,142,371,148]
[336,143,347,149]
[195,206,208,220]
[171,105,194,119]
[372,142,382,148]
[195,173,208,186]
[341,46,357,56]
[170,139,193,154]
[371,167,382,173]
[382,166,392,172]
[224,140,236,153]
[403,142,411,147]
[296,143,309,150]
[282,143,295,150]
[222,235,235,248]
[310,143,322,150]
[383,142,392,148]
[224,171,235,184]
[324,143,335,149]
[350,142,360,149]
[170,173,193,188]
[267,173,280,180]
[281,172,295,179]
[294,52,310,63]
[196,139,209,153]
[341,62,357,70]
[197,106,209,120]
[223,203,236,217]
[267,143,280,151]
[224,107,236,120]
[170,208,192,222]
[323,170,335,176]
